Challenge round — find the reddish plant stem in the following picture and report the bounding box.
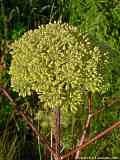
[61,120,120,159]
[44,145,48,160]
[1,86,120,160]
[0,87,61,160]
[64,95,120,159]
[75,92,92,159]
[75,114,92,159]
[88,92,92,114]
[74,94,120,159]
[54,107,61,156]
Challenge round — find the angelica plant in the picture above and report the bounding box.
[9,22,116,112]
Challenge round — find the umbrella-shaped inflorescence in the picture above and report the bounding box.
[9,23,114,112]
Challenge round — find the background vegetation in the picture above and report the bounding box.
[0,0,120,159]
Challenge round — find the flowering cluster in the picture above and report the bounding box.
[9,23,111,111]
